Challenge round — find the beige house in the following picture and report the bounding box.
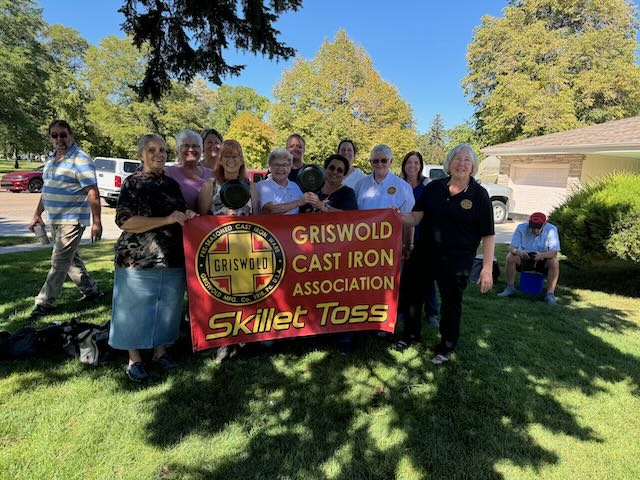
[483,116,640,215]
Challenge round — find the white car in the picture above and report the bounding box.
[94,157,141,207]
[422,165,515,224]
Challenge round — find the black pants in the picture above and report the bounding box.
[399,254,469,352]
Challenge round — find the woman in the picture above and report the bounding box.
[396,144,495,364]
[401,151,439,327]
[109,134,198,382]
[337,139,366,189]
[300,154,358,213]
[198,139,258,216]
[165,129,213,211]
[201,128,223,171]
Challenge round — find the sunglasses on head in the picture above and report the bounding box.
[371,158,389,165]
[50,132,68,139]
[327,164,345,174]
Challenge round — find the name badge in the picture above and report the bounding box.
[387,187,396,194]
[460,199,473,210]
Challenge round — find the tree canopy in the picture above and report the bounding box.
[465,0,640,144]
[206,85,270,135]
[119,0,302,100]
[271,30,416,169]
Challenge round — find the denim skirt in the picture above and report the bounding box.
[109,267,185,350]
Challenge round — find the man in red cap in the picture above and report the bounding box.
[497,212,560,304]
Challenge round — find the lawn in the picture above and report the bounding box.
[1,243,639,479]
[0,159,44,175]
[0,236,38,247]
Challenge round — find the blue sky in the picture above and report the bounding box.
[39,0,510,132]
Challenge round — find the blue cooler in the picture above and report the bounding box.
[519,271,545,294]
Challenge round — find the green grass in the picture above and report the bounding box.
[0,159,44,174]
[0,236,38,247]
[1,243,639,479]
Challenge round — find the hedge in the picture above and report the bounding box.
[548,173,640,264]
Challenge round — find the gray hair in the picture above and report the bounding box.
[137,134,166,157]
[370,144,393,162]
[175,129,203,149]
[268,147,293,166]
[443,143,479,177]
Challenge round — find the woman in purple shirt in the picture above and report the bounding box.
[165,129,213,210]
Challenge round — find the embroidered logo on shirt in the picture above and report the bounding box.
[460,199,473,210]
[387,187,396,194]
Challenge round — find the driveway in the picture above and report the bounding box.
[0,191,518,248]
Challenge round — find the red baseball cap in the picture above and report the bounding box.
[529,212,547,228]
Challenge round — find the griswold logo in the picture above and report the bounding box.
[196,221,285,305]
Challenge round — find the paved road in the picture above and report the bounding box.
[0,191,519,252]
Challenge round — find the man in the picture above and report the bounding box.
[28,120,103,318]
[258,147,319,214]
[286,133,306,183]
[497,212,560,305]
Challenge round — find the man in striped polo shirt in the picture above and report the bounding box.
[28,120,103,318]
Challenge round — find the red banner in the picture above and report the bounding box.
[184,209,401,351]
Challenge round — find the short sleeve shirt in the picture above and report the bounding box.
[353,172,415,212]
[257,177,303,214]
[164,165,212,211]
[510,222,560,253]
[299,185,358,213]
[342,168,366,189]
[414,176,495,274]
[42,144,97,226]
[114,171,187,269]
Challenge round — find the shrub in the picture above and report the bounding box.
[548,173,640,264]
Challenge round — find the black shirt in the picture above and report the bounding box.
[114,171,187,269]
[299,185,358,213]
[413,176,494,274]
[288,164,304,184]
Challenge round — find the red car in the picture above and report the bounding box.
[1,165,44,193]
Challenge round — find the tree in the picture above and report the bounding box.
[84,36,207,157]
[207,85,270,134]
[271,30,416,170]
[417,114,448,164]
[465,0,640,144]
[119,0,302,100]
[226,111,274,168]
[43,25,94,146]
[0,0,50,163]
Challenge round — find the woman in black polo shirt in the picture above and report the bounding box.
[396,144,495,364]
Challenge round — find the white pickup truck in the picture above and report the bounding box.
[94,157,141,206]
[422,165,515,224]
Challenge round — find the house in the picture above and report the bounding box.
[482,116,640,215]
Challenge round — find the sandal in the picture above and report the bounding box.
[431,353,450,365]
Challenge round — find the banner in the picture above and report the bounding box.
[184,209,401,351]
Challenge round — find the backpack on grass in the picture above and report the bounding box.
[61,320,112,366]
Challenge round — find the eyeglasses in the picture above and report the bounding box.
[50,132,68,139]
[327,164,345,174]
[222,155,242,160]
[271,163,290,169]
[371,158,389,165]
[180,144,201,150]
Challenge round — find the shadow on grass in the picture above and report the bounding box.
[142,290,639,479]
[2,244,640,478]
[559,260,640,299]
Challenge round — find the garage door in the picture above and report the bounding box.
[509,164,569,215]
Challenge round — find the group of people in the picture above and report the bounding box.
[27,119,561,382]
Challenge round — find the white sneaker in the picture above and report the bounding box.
[497,285,516,297]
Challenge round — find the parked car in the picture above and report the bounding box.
[1,165,44,193]
[422,165,515,224]
[95,157,141,206]
[247,168,268,182]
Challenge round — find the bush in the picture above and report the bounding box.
[548,173,640,264]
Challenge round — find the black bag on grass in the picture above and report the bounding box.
[61,320,112,366]
[0,327,39,360]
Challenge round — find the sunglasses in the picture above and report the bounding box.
[327,164,345,174]
[371,158,389,165]
[50,132,68,139]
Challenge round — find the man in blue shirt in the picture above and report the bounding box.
[497,212,560,304]
[28,120,103,318]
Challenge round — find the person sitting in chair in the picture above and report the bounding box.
[497,212,560,305]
